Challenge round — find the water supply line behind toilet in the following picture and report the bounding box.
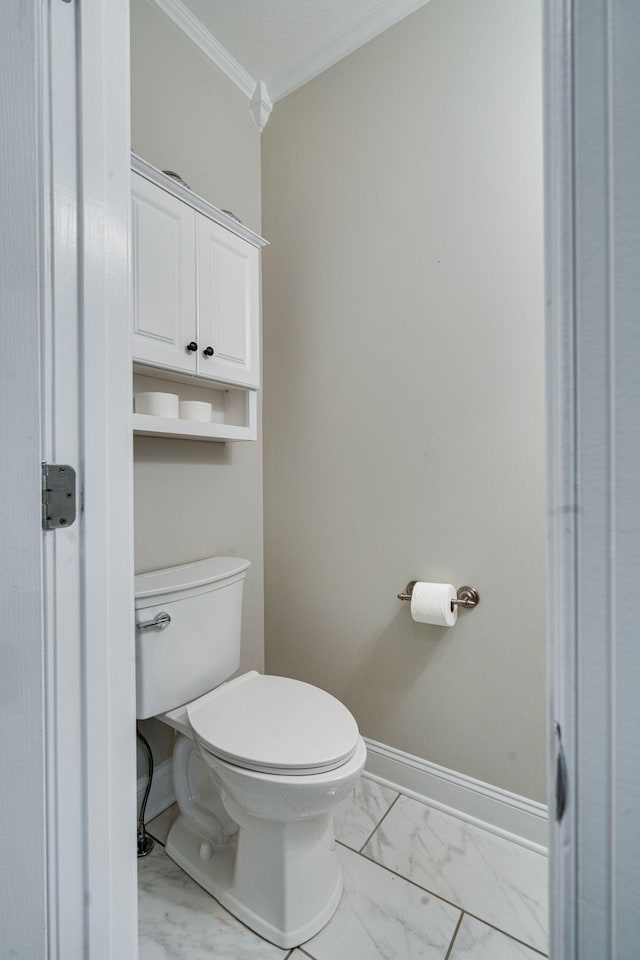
[136,724,154,857]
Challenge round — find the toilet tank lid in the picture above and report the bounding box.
[135,556,251,599]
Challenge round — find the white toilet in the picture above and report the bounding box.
[135,556,366,949]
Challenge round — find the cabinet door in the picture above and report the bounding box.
[131,173,197,373]
[197,215,260,388]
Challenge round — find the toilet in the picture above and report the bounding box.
[135,556,366,949]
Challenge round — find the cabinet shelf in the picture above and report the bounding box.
[132,370,256,442]
[132,412,255,442]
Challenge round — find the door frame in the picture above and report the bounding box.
[67,0,137,954]
[545,0,640,955]
[545,1,577,955]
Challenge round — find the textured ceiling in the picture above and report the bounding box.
[181,0,406,89]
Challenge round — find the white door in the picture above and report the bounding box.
[132,172,198,374]
[1,1,137,958]
[197,215,260,388]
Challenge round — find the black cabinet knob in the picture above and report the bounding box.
[203,346,215,357]
[186,341,198,352]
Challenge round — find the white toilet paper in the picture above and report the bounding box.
[179,400,212,422]
[134,391,179,418]
[410,582,458,627]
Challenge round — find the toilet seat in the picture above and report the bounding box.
[187,671,360,776]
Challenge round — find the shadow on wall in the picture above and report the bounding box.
[345,609,452,735]
[134,436,231,466]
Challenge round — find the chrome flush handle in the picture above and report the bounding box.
[136,611,171,631]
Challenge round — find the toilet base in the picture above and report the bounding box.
[165,813,343,949]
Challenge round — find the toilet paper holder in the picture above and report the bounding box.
[397,581,480,610]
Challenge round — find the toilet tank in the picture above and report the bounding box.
[134,556,251,719]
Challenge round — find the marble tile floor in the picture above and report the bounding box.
[139,776,548,960]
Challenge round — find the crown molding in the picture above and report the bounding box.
[146,0,434,123]
[268,0,433,102]
[250,81,273,133]
[146,0,272,130]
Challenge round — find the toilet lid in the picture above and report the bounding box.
[187,673,360,775]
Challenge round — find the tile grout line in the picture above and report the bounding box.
[146,833,165,847]
[354,848,548,957]
[354,845,468,910]
[443,910,465,960]
[459,916,548,958]
[357,792,401,854]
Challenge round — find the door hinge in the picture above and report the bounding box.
[42,463,77,530]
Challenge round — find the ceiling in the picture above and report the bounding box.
[178,0,430,102]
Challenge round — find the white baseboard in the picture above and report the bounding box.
[363,738,548,854]
[137,741,548,854]
[137,758,176,824]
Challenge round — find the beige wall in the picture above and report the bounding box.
[262,0,546,800]
[131,0,264,767]
[131,0,260,231]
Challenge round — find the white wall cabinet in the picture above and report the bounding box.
[131,156,267,440]
[197,216,259,387]
[132,173,197,374]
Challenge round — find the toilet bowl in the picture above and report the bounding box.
[158,672,366,948]
[135,558,365,948]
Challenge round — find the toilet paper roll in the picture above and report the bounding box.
[410,582,458,627]
[179,400,212,422]
[134,392,179,418]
